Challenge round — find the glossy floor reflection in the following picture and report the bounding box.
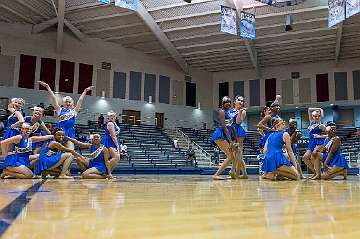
[0,176,360,239]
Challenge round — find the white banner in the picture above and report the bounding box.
[240,11,256,40]
[328,0,346,28]
[115,0,138,11]
[220,6,237,36]
[346,0,360,18]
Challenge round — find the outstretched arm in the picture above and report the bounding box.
[257,115,273,131]
[10,111,25,129]
[31,135,54,143]
[74,86,94,112]
[49,142,84,159]
[39,122,52,135]
[284,132,297,166]
[0,135,22,157]
[65,137,91,149]
[38,81,61,113]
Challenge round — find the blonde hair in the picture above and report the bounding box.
[33,106,44,112]
[107,111,116,117]
[62,96,74,105]
[21,122,31,129]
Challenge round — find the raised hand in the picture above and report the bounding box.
[84,86,94,92]
[38,81,50,89]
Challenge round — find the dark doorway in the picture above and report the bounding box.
[122,110,141,125]
[155,112,164,128]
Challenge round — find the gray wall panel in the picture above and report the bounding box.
[144,73,156,102]
[249,80,260,106]
[353,70,360,100]
[233,81,244,98]
[129,71,142,101]
[96,69,110,97]
[159,75,170,104]
[113,72,126,99]
[334,72,348,101]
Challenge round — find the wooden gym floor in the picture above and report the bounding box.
[0,175,359,239]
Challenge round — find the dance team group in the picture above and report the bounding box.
[211,95,348,181]
[0,82,349,180]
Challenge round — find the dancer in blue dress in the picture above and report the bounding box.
[66,134,113,179]
[101,111,121,164]
[286,118,304,178]
[0,123,53,179]
[320,122,348,180]
[258,106,271,151]
[262,118,299,181]
[34,128,85,179]
[302,108,326,180]
[257,95,282,152]
[25,106,52,154]
[231,95,248,179]
[211,96,237,180]
[38,81,93,150]
[4,98,25,139]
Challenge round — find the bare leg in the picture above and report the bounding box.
[311,151,322,180]
[322,167,346,180]
[29,155,39,169]
[302,150,315,174]
[47,153,74,179]
[235,138,248,179]
[76,157,89,171]
[213,140,235,180]
[109,147,121,172]
[3,166,33,179]
[64,141,75,176]
[276,166,299,180]
[82,167,107,179]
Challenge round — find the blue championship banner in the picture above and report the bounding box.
[220,6,237,36]
[115,0,138,11]
[328,0,346,28]
[240,11,256,40]
[99,0,111,3]
[346,0,360,18]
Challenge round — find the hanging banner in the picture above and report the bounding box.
[98,0,111,3]
[328,0,346,28]
[220,6,237,35]
[240,11,256,40]
[115,0,138,11]
[346,0,360,18]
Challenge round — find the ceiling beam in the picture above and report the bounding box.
[71,12,134,25]
[14,0,47,19]
[83,22,144,34]
[182,46,246,56]
[104,32,153,41]
[64,19,86,42]
[176,39,241,50]
[257,35,335,47]
[66,2,104,12]
[147,0,215,12]
[32,17,58,33]
[56,0,65,52]
[156,10,219,23]
[137,1,188,72]
[335,22,343,64]
[0,4,36,24]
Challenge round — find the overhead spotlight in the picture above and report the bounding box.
[183,0,192,3]
[285,14,293,31]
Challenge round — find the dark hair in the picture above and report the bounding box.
[234,95,244,102]
[261,106,269,118]
[272,118,283,128]
[52,127,64,135]
[326,121,336,127]
[221,96,231,105]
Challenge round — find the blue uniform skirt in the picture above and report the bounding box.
[211,126,235,142]
[89,160,107,174]
[307,138,325,151]
[322,153,348,168]
[34,152,62,175]
[261,151,293,173]
[2,153,30,168]
[234,124,246,138]
[101,135,119,149]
